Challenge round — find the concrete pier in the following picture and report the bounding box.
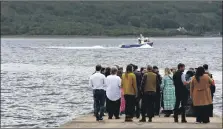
[60,114,222,128]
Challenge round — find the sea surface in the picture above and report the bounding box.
[1,37,222,128]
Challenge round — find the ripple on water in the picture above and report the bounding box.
[1,37,222,128]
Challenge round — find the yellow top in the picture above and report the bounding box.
[121,72,137,95]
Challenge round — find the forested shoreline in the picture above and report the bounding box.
[1,1,222,36]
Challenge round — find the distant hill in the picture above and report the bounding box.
[1,1,222,36]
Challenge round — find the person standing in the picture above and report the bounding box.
[190,66,214,123]
[106,67,121,119]
[139,65,157,122]
[132,64,142,119]
[161,68,176,117]
[173,63,189,123]
[121,64,137,122]
[203,64,215,117]
[89,65,106,121]
[153,66,162,116]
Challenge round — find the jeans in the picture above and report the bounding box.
[135,98,141,118]
[93,89,105,120]
[174,91,188,120]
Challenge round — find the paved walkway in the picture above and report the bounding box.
[60,114,222,128]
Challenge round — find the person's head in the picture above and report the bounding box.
[96,65,102,72]
[126,64,133,73]
[130,64,137,71]
[203,64,208,70]
[195,66,205,82]
[101,67,105,73]
[118,67,123,72]
[140,67,145,72]
[153,66,159,73]
[177,63,185,72]
[164,68,171,75]
[171,67,177,74]
[133,65,138,71]
[105,67,111,73]
[189,67,195,71]
[111,67,118,75]
[147,65,153,72]
[125,64,133,78]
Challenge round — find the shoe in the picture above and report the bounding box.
[148,118,152,122]
[108,117,112,119]
[115,117,120,119]
[139,119,146,122]
[174,117,178,123]
[195,121,201,124]
[181,120,187,123]
[164,114,170,117]
[97,117,103,121]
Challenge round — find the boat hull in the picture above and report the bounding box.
[120,42,153,48]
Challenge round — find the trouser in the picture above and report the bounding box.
[155,90,161,115]
[141,91,156,119]
[106,98,121,118]
[93,89,105,120]
[93,97,96,115]
[135,98,141,118]
[194,105,210,123]
[174,93,188,120]
[124,95,135,119]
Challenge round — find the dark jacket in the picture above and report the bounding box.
[134,71,142,91]
[141,72,158,93]
[154,72,162,93]
[173,70,189,96]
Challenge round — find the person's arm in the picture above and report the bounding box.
[132,74,137,96]
[181,73,189,85]
[208,77,215,86]
[103,75,107,90]
[121,74,124,88]
[141,74,147,93]
[190,78,194,98]
[118,77,121,88]
[160,77,165,90]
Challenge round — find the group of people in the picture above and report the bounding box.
[89,63,215,124]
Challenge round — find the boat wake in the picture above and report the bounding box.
[139,44,153,48]
[45,46,105,49]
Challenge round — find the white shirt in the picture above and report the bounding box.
[181,73,186,83]
[106,75,121,101]
[89,71,106,90]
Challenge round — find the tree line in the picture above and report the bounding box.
[1,1,222,36]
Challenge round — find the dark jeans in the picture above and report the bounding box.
[106,98,121,118]
[194,105,210,123]
[174,92,188,120]
[93,89,105,120]
[141,91,156,119]
[155,91,161,115]
[124,95,135,119]
[135,98,141,118]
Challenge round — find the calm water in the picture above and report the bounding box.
[1,37,222,128]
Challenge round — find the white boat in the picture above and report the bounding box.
[120,34,153,48]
